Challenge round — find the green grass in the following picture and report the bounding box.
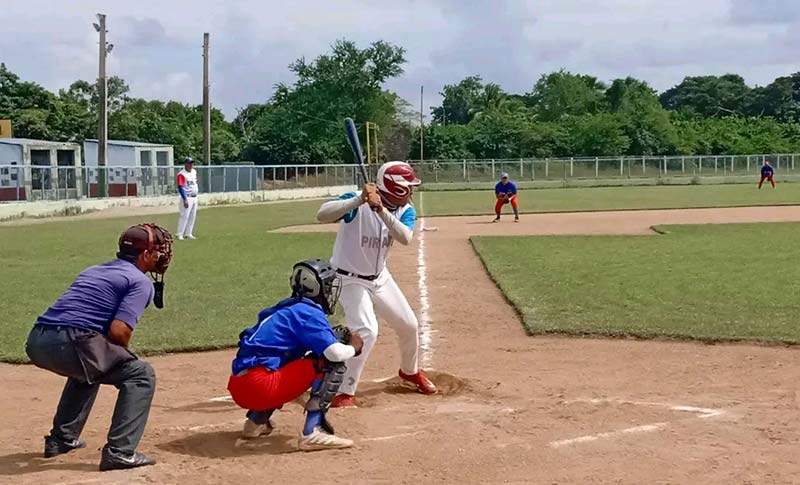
[471,223,800,343]
[0,201,332,362]
[419,184,800,217]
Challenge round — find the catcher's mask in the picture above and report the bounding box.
[290,259,341,315]
[118,223,174,309]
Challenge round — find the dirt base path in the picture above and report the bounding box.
[2,207,799,484]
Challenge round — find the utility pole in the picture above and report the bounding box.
[419,85,424,162]
[202,33,211,165]
[95,13,109,196]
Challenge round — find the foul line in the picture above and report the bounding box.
[417,192,434,369]
[549,398,726,449]
[209,395,234,403]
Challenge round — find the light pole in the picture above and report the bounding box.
[94,14,113,197]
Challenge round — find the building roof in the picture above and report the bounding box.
[84,139,172,148]
[0,138,80,147]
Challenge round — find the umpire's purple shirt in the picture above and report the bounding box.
[37,259,154,334]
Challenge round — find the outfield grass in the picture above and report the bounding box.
[0,201,331,362]
[471,223,800,343]
[419,184,800,217]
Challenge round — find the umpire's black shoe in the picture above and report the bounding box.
[43,435,86,458]
[99,446,156,472]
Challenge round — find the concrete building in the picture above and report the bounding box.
[0,138,82,201]
[84,140,174,197]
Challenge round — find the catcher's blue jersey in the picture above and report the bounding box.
[231,297,338,375]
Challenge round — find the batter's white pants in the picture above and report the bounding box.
[337,269,420,396]
[177,197,198,238]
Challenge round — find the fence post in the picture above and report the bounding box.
[793,154,796,171]
[681,156,685,174]
[462,159,467,181]
[595,157,599,178]
[520,158,524,178]
[570,157,574,177]
[663,155,668,175]
[714,156,718,174]
[641,156,645,174]
[619,157,623,176]
[434,160,439,182]
[531,159,535,179]
[545,159,549,178]
[491,159,495,178]
[778,155,782,169]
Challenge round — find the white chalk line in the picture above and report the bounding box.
[166,420,241,433]
[208,395,234,402]
[362,430,426,442]
[549,398,727,449]
[549,422,668,449]
[417,192,434,369]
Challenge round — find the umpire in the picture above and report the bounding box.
[25,223,173,471]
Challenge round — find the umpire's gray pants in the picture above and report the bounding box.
[26,325,156,453]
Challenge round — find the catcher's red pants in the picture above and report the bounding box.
[495,195,519,215]
[227,359,321,411]
[758,174,775,188]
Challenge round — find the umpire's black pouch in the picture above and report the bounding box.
[26,325,137,385]
[69,327,137,384]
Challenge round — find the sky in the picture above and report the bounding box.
[2,0,799,119]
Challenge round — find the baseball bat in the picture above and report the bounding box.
[344,118,370,185]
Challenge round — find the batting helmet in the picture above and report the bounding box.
[290,259,341,315]
[376,161,421,207]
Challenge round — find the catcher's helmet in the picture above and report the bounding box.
[376,161,421,203]
[290,259,341,315]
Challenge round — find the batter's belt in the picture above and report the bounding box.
[336,268,379,281]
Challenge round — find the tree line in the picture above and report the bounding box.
[3,39,800,165]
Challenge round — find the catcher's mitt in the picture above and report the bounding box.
[332,325,352,345]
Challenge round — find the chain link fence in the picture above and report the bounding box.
[0,154,795,202]
[407,154,797,185]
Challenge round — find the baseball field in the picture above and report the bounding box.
[1,183,799,483]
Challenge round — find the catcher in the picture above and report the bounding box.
[227,259,364,451]
[493,173,519,222]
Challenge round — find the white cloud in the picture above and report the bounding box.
[2,0,799,118]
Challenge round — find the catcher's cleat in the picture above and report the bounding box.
[331,394,357,408]
[298,427,353,451]
[44,435,86,458]
[492,216,500,223]
[242,418,274,439]
[398,369,438,395]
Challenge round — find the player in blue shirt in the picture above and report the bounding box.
[494,173,520,222]
[227,259,364,451]
[759,160,775,189]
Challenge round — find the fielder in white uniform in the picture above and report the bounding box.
[316,161,437,407]
[176,157,199,240]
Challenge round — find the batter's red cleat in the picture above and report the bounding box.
[331,394,357,408]
[399,369,438,394]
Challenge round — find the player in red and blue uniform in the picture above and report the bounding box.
[759,161,775,189]
[493,173,519,222]
[227,259,364,451]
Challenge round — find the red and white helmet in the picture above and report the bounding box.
[376,161,421,200]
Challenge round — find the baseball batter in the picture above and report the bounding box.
[316,161,437,407]
[494,172,519,222]
[176,157,199,240]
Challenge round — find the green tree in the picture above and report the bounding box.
[750,73,800,121]
[409,124,472,160]
[563,113,630,156]
[527,70,607,121]
[606,77,677,155]
[659,75,752,118]
[241,39,407,165]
